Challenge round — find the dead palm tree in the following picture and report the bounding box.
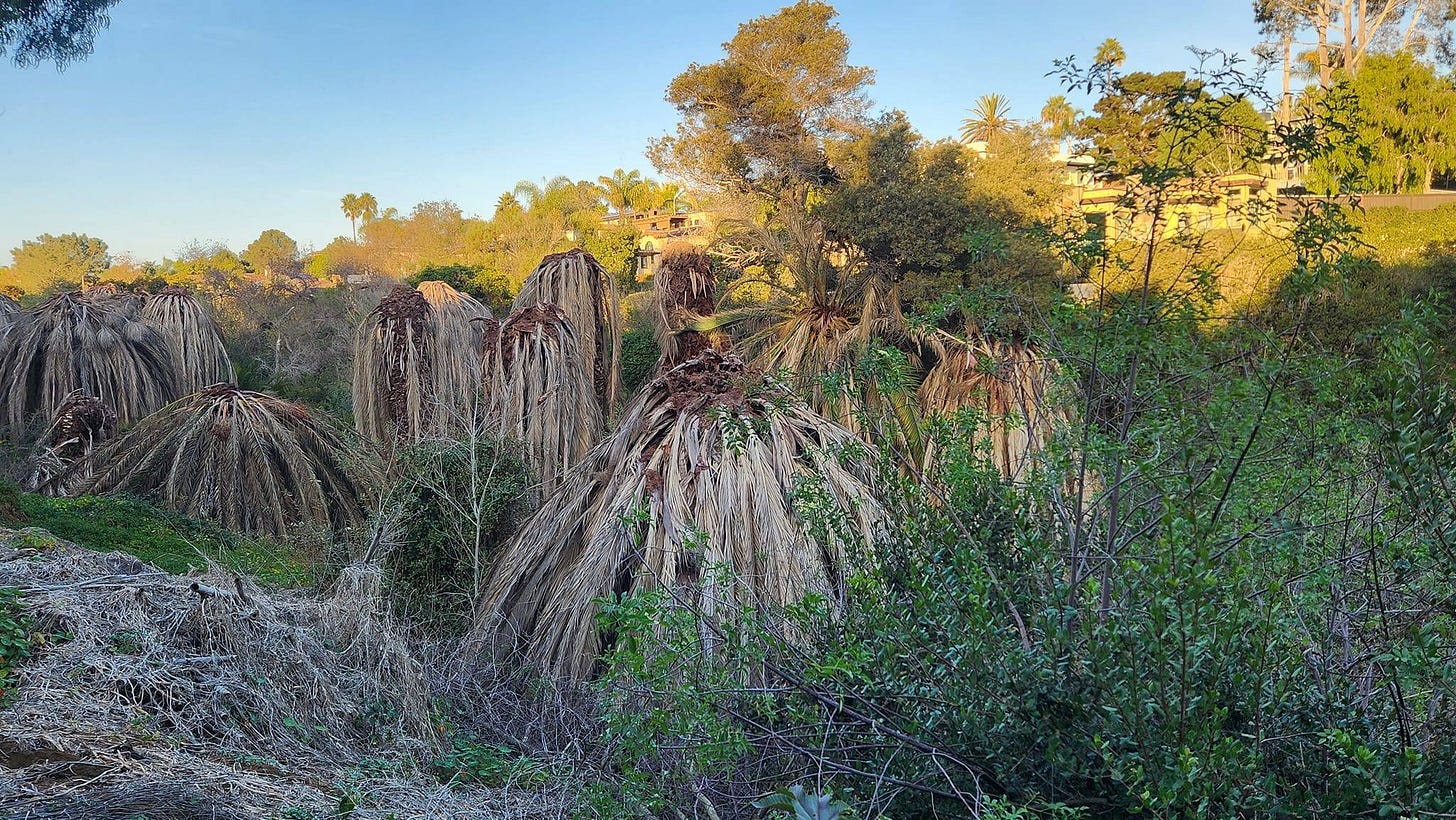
[652,244,723,368]
[481,303,602,496]
[0,291,177,434]
[353,285,432,446]
[960,93,1016,145]
[471,350,883,680]
[917,333,1064,482]
[22,391,116,496]
[512,249,621,413]
[416,279,491,431]
[140,287,234,396]
[83,384,380,537]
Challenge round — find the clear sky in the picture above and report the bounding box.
[0,0,1267,263]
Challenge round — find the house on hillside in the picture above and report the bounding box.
[1076,173,1278,243]
[602,208,715,280]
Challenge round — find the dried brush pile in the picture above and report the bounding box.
[481,303,602,496]
[354,285,433,445]
[22,390,116,496]
[472,350,883,680]
[0,292,18,334]
[652,244,724,368]
[918,336,1064,481]
[416,280,492,429]
[82,385,379,538]
[0,532,571,819]
[0,291,177,434]
[513,249,621,413]
[140,287,234,395]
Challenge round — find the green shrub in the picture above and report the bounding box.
[0,587,34,702]
[619,327,659,400]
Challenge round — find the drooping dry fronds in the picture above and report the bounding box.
[0,292,18,328]
[353,285,432,445]
[472,349,882,680]
[480,304,601,496]
[22,390,116,495]
[0,291,178,434]
[416,279,492,426]
[140,287,234,395]
[513,249,621,413]
[918,335,1064,482]
[652,244,725,368]
[82,385,380,537]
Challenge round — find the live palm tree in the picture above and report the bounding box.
[1094,37,1127,88]
[471,350,883,680]
[357,192,379,228]
[1040,94,1079,148]
[341,193,363,241]
[83,384,380,537]
[960,93,1016,145]
[597,168,644,216]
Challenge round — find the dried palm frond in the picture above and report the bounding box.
[353,285,432,445]
[0,291,178,434]
[80,283,146,317]
[21,391,116,495]
[472,349,882,681]
[0,294,17,341]
[82,384,381,537]
[416,280,492,427]
[918,335,1064,482]
[480,304,601,497]
[512,249,621,413]
[652,244,725,368]
[140,287,234,395]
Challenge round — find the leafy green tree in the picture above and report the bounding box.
[3,232,110,293]
[649,0,874,207]
[1039,94,1079,147]
[596,168,645,215]
[1,0,118,69]
[959,93,1016,144]
[242,229,302,281]
[1307,51,1456,192]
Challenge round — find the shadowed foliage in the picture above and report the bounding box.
[353,285,432,445]
[140,287,234,396]
[0,290,177,434]
[81,384,380,537]
[481,303,602,497]
[512,249,621,413]
[21,390,115,496]
[918,335,1063,481]
[652,244,725,369]
[416,279,492,430]
[471,349,883,680]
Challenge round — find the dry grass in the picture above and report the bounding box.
[512,249,621,414]
[81,385,380,538]
[918,335,1064,482]
[652,244,724,368]
[0,291,178,434]
[0,531,573,819]
[353,285,433,445]
[471,349,883,681]
[21,390,116,496]
[481,304,602,497]
[140,287,234,396]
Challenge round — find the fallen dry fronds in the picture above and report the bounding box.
[652,244,725,368]
[0,531,574,819]
[354,285,433,445]
[416,280,492,433]
[140,287,234,395]
[21,390,116,496]
[471,349,883,681]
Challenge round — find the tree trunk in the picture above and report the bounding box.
[1281,32,1293,125]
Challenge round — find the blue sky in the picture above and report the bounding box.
[0,0,1267,263]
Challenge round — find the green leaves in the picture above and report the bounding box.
[753,785,851,820]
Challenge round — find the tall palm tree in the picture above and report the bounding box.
[341,193,362,241]
[960,93,1016,145]
[1040,94,1079,148]
[357,192,379,227]
[1094,37,1127,89]
[596,168,644,216]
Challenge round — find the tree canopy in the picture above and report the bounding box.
[0,0,119,69]
[3,232,111,292]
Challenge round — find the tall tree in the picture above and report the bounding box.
[1040,94,1080,148]
[4,232,110,293]
[1,0,119,69]
[596,168,644,215]
[1253,0,1456,88]
[649,0,874,207]
[341,193,362,242]
[960,93,1016,145]
[357,192,379,226]
[242,229,302,281]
